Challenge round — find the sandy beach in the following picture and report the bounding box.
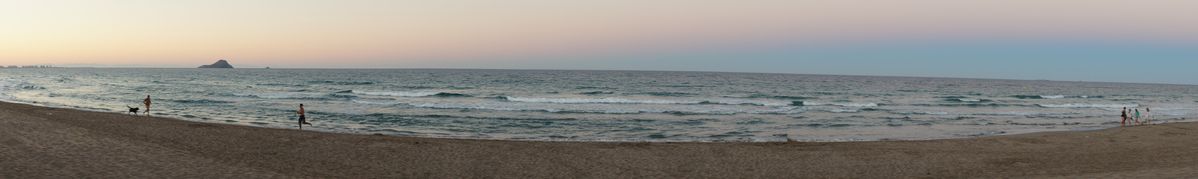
[3,101,1198,178]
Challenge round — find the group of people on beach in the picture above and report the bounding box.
[138,95,314,129]
[1121,107,1153,127]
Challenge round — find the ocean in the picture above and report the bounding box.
[1,68,1195,142]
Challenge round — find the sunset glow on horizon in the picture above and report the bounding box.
[3,0,1198,84]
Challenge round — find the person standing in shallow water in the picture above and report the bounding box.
[1121,107,1128,127]
[298,104,312,129]
[1146,108,1152,125]
[143,95,152,116]
[1135,108,1142,125]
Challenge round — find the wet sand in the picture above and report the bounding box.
[2,101,1198,178]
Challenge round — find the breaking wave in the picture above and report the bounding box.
[353,91,472,97]
[307,80,376,85]
[1037,103,1138,108]
[497,96,786,106]
[1013,95,1104,99]
[791,101,879,107]
[500,96,693,104]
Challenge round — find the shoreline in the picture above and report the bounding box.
[4,101,1198,177]
[1,98,1173,143]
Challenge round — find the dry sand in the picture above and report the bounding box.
[3,101,1198,178]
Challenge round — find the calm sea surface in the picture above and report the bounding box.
[2,68,1196,141]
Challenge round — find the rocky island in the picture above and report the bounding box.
[198,59,235,68]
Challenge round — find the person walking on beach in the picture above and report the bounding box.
[143,95,152,116]
[298,104,312,129]
[1121,107,1128,127]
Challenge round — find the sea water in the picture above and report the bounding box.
[1,68,1195,142]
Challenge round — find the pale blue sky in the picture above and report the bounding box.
[442,38,1198,85]
[5,0,1198,84]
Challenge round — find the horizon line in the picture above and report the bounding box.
[12,65,1197,86]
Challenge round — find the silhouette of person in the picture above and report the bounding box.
[298,104,312,129]
[143,95,152,116]
[1120,107,1128,127]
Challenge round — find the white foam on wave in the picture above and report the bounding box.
[1149,107,1194,116]
[802,101,879,107]
[404,103,645,114]
[1037,103,1138,108]
[0,80,46,91]
[500,96,785,106]
[410,99,804,115]
[957,98,982,102]
[502,96,695,104]
[898,111,950,115]
[828,109,860,113]
[0,78,11,94]
[409,103,515,111]
[706,99,791,106]
[1040,95,1066,99]
[236,92,326,99]
[351,99,406,105]
[353,91,441,97]
[0,79,14,99]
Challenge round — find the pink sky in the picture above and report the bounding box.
[2,0,1197,68]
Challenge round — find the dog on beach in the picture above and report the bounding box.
[126,105,140,115]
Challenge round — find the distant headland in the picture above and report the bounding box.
[198,59,235,68]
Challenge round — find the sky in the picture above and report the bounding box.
[2,0,1197,84]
